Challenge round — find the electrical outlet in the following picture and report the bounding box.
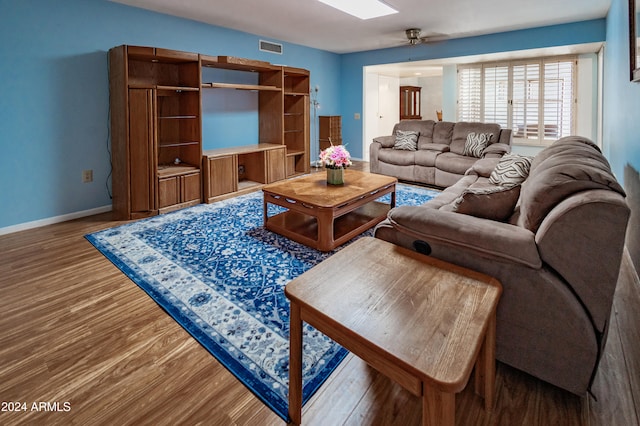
[354,113,361,120]
[82,169,93,183]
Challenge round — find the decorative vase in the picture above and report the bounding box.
[326,167,344,185]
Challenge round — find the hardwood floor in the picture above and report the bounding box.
[1,164,638,425]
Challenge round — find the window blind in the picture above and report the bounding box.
[457,67,481,122]
[457,57,576,146]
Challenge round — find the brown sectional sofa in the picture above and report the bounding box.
[370,120,513,188]
[374,136,630,395]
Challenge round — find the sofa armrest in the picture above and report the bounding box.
[387,206,542,268]
[422,143,450,152]
[372,135,396,148]
[483,142,511,158]
[465,157,500,177]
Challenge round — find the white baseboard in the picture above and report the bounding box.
[0,205,113,236]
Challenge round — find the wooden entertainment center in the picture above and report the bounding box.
[109,45,310,219]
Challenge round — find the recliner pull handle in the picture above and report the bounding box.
[413,240,432,255]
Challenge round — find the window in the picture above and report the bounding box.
[458,57,576,145]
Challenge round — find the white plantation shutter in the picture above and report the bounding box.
[457,66,481,122]
[543,59,575,140]
[457,56,576,146]
[483,64,509,128]
[512,62,540,139]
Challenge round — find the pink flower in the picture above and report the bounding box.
[320,144,352,169]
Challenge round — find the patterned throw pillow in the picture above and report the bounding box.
[452,185,521,221]
[489,153,534,187]
[462,132,493,158]
[393,130,418,151]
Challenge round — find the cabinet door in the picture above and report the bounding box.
[181,172,201,202]
[158,176,179,208]
[266,148,286,183]
[128,89,156,213]
[205,156,237,198]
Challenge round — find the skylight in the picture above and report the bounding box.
[317,0,398,20]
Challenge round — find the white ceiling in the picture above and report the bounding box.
[112,0,611,54]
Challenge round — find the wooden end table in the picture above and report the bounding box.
[262,170,397,252]
[285,237,502,425]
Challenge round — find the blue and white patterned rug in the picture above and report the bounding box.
[85,184,438,420]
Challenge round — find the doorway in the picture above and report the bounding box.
[363,73,399,161]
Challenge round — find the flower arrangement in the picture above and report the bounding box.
[319,144,352,169]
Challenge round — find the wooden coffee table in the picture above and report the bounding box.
[262,170,397,251]
[285,237,502,426]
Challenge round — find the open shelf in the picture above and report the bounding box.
[238,180,263,191]
[158,140,200,148]
[157,164,199,178]
[202,82,281,91]
[200,55,276,72]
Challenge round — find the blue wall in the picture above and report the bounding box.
[603,0,640,270]
[603,0,640,181]
[0,0,340,230]
[338,19,607,159]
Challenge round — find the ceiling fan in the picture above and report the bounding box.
[404,28,437,45]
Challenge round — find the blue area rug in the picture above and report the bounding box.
[85,184,438,420]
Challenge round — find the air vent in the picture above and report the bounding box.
[259,40,283,54]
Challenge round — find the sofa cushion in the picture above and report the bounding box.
[517,137,626,232]
[393,120,435,138]
[433,121,455,145]
[529,135,602,173]
[462,132,492,158]
[452,185,521,221]
[489,153,533,187]
[394,130,418,151]
[451,122,502,155]
[435,152,477,175]
[378,148,416,166]
[414,149,440,167]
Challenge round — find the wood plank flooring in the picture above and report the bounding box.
[1,164,639,425]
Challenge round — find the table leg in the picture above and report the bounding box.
[288,302,303,425]
[263,196,269,227]
[316,208,334,252]
[422,383,455,426]
[390,187,396,208]
[474,311,496,411]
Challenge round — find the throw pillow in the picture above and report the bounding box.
[452,185,522,221]
[462,132,493,158]
[489,153,534,187]
[394,130,418,151]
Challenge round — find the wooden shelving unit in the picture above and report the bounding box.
[283,67,310,177]
[109,45,203,219]
[319,115,342,151]
[109,47,310,218]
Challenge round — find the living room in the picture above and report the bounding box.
[1,0,639,424]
